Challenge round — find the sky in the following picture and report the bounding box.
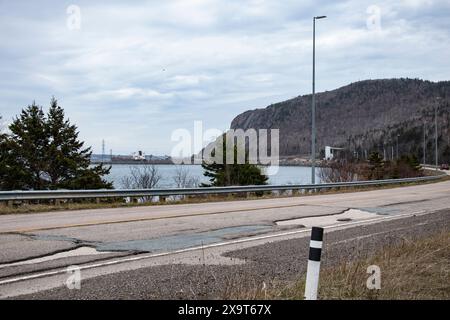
[0,0,449,155]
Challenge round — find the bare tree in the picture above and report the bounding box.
[121,165,161,189]
[172,165,200,188]
[318,160,361,183]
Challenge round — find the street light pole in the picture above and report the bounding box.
[311,15,326,185]
[396,135,399,160]
[423,121,426,165]
[435,98,440,170]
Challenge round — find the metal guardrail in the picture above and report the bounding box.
[0,173,446,203]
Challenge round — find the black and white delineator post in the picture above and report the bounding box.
[304,226,324,300]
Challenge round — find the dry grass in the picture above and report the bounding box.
[277,231,450,300]
[0,201,129,215]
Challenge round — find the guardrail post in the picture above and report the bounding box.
[304,226,324,300]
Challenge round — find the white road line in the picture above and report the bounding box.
[0,209,430,286]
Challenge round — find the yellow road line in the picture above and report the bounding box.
[3,202,313,234]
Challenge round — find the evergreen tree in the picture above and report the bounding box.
[392,154,423,178]
[0,132,17,190]
[7,103,49,189]
[201,135,268,187]
[0,99,112,190]
[405,154,421,172]
[443,146,450,164]
[44,98,111,189]
[367,152,385,180]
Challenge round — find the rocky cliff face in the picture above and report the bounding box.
[230,78,450,162]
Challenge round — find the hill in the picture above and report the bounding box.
[230,78,450,163]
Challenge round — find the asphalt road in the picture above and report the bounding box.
[14,209,450,299]
[0,178,449,299]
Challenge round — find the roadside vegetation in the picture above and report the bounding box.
[201,134,268,187]
[319,152,423,183]
[285,231,449,300]
[120,165,162,189]
[224,231,450,300]
[0,99,112,190]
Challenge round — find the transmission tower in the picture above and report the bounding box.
[102,139,105,163]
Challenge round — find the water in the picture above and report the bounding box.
[104,164,319,188]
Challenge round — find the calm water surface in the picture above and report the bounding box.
[105,164,321,188]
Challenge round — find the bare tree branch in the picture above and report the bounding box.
[120,165,161,189]
[318,160,361,183]
[172,165,200,188]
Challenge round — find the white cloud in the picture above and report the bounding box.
[0,0,449,154]
[90,88,172,100]
[400,0,434,8]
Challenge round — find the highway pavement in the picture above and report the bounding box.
[0,178,449,299]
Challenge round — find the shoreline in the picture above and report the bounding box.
[91,162,322,168]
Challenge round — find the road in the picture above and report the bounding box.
[0,178,449,299]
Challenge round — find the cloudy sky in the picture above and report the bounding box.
[0,0,449,155]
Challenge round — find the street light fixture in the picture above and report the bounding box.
[311,15,327,185]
